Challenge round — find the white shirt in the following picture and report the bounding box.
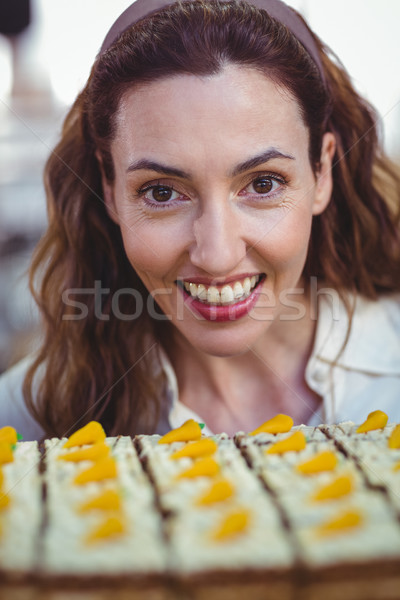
[1,293,399,440]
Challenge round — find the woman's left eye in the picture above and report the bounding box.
[143,185,180,203]
[243,176,283,196]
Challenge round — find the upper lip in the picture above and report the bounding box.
[175,273,264,287]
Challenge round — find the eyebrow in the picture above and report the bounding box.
[231,148,295,176]
[126,159,188,178]
[126,148,295,178]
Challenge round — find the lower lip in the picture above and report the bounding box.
[180,283,263,322]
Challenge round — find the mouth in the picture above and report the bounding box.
[177,274,265,306]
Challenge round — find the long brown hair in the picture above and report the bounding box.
[24,1,400,438]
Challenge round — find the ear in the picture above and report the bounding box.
[312,132,336,216]
[95,151,120,225]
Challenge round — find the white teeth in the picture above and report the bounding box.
[233,281,244,299]
[207,286,220,304]
[243,277,251,296]
[182,275,261,306]
[197,284,207,301]
[220,285,234,305]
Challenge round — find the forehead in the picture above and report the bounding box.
[112,64,309,171]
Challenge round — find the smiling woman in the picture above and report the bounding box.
[0,0,399,440]
[101,66,333,363]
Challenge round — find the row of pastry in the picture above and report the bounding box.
[0,410,399,578]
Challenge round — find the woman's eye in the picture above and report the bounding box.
[247,176,280,195]
[143,185,179,203]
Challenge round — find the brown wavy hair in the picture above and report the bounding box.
[24,0,400,438]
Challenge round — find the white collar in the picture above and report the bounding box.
[309,292,400,376]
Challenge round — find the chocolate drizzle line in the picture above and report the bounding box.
[320,425,400,524]
[37,440,48,578]
[233,432,304,569]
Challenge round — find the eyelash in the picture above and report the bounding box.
[136,181,186,210]
[240,173,287,199]
[135,172,288,210]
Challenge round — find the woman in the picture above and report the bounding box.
[1,0,399,440]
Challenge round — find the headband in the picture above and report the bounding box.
[100,0,325,84]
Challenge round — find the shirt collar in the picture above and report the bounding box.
[309,292,400,376]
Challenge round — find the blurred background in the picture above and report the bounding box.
[0,0,400,374]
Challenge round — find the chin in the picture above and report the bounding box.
[187,328,265,358]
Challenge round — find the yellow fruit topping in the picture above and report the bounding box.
[0,442,14,465]
[316,509,363,536]
[176,456,220,479]
[0,426,18,445]
[0,469,3,488]
[212,509,250,541]
[311,474,354,502]
[266,431,306,454]
[158,419,202,444]
[356,410,388,434]
[393,461,400,472]
[78,489,121,513]
[196,479,235,506]
[0,493,10,510]
[170,439,217,460]
[73,457,117,485]
[63,421,106,449]
[58,442,110,463]
[85,515,126,544]
[296,450,338,475]
[388,424,400,449]
[251,414,294,435]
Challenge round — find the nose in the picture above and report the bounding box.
[189,198,247,276]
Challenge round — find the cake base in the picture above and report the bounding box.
[299,560,400,600]
[177,567,296,600]
[0,574,173,600]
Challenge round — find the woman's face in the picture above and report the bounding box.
[103,64,334,357]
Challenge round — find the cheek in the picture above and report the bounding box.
[255,205,313,270]
[118,221,185,281]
